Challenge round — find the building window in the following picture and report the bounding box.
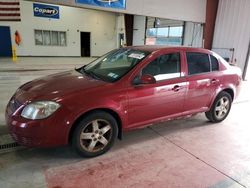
[146,26,183,46]
[43,30,51,45]
[34,30,43,45]
[51,31,59,45]
[34,30,67,46]
[169,26,183,37]
[59,32,66,46]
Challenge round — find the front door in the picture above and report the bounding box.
[127,52,187,128]
[0,26,12,57]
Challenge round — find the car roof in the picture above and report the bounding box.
[127,45,212,53]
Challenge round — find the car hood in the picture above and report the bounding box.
[17,70,107,101]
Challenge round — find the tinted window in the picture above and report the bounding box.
[142,53,181,81]
[210,55,219,71]
[187,52,210,75]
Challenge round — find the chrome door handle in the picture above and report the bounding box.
[211,79,219,84]
[172,85,180,92]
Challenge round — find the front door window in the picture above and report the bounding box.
[142,53,181,81]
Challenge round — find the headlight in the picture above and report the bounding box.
[21,101,61,120]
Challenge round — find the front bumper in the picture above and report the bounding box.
[5,99,71,148]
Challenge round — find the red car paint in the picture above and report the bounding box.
[5,46,242,147]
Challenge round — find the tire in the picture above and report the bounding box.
[72,111,118,158]
[205,91,232,123]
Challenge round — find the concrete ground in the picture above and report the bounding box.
[0,57,250,188]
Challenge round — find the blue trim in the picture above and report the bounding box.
[76,0,126,9]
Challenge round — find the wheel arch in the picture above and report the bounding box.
[222,88,234,101]
[68,108,123,144]
[205,88,234,123]
[208,87,235,110]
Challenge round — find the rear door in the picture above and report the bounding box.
[127,50,187,128]
[183,51,221,113]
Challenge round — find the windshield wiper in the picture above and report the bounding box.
[79,67,101,80]
[87,71,101,80]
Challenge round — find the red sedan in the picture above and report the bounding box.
[5,46,242,157]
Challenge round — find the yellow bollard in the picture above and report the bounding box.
[12,46,17,63]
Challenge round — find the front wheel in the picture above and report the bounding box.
[205,91,232,123]
[72,111,118,157]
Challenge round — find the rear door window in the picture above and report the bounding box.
[210,55,219,71]
[186,52,210,75]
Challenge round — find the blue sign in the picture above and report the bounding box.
[33,3,60,19]
[76,0,126,10]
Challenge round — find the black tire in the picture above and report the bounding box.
[205,91,232,123]
[72,111,118,158]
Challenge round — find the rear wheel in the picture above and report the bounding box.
[205,91,232,123]
[72,111,118,157]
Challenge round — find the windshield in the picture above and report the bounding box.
[80,48,149,82]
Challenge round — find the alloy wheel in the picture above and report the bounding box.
[79,119,112,152]
[214,96,230,119]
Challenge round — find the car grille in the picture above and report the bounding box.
[10,133,34,146]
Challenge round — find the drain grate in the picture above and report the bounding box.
[0,142,19,150]
[0,134,24,154]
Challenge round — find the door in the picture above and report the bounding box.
[184,52,221,113]
[0,26,12,57]
[127,52,187,128]
[80,32,90,57]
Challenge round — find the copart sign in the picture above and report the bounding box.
[33,3,60,19]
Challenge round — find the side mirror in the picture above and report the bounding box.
[132,74,156,85]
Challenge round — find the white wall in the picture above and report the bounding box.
[116,14,126,47]
[126,0,206,23]
[212,0,250,71]
[0,1,119,56]
[133,15,146,46]
[183,22,203,47]
[37,0,207,23]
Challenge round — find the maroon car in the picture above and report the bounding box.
[5,46,242,157]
